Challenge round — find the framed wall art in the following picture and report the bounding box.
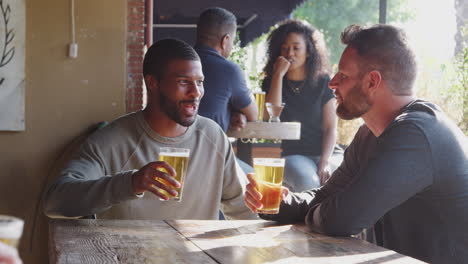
[0,0,25,131]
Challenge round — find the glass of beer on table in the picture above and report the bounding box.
[157,147,190,201]
[0,215,24,248]
[253,158,285,214]
[253,91,266,121]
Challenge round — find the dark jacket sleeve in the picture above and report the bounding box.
[259,126,366,223]
[258,190,317,223]
[311,122,433,236]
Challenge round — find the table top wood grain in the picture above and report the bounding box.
[49,219,425,264]
[227,121,301,140]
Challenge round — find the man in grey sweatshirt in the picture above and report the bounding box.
[245,24,468,264]
[44,39,256,220]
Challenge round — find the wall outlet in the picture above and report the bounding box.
[68,43,78,58]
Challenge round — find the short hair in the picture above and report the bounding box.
[197,7,237,41]
[341,24,417,95]
[263,19,330,88]
[143,38,200,80]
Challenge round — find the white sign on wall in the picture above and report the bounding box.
[0,0,25,131]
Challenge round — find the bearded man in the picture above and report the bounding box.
[44,39,256,220]
[244,24,468,264]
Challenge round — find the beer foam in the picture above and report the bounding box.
[159,152,190,157]
[253,158,285,167]
[0,215,24,239]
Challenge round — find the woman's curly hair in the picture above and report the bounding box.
[262,20,330,89]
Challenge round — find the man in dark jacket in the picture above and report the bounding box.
[244,24,468,264]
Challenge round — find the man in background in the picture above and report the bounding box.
[195,7,258,133]
[195,7,258,175]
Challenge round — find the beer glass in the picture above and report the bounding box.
[253,158,285,214]
[157,147,190,201]
[254,91,266,121]
[0,215,24,248]
[265,102,285,122]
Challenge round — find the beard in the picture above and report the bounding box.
[336,81,372,120]
[159,90,197,127]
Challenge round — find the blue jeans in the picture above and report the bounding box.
[283,153,343,192]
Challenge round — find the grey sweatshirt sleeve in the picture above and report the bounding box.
[310,123,433,236]
[43,138,140,218]
[220,138,259,220]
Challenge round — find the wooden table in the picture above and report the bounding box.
[227,122,301,165]
[49,219,424,264]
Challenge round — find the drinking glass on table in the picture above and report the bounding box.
[253,158,285,214]
[156,147,190,201]
[253,91,266,121]
[0,215,23,249]
[265,102,285,122]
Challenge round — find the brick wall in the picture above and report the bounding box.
[126,0,145,112]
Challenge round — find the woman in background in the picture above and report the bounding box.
[262,20,343,191]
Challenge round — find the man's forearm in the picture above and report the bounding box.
[259,190,318,223]
[43,170,138,218]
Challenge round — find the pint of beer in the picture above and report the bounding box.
[253,158,285,214]
[157,147,190,201]
[254,91,266,121]
[0,215,24,248]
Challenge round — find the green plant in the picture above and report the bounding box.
[229,32,268,91]
[454,26,467,133]
[229,33,248,72]
[415,25,467,135]
[445,26,467,133]
[293,0,414,65]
